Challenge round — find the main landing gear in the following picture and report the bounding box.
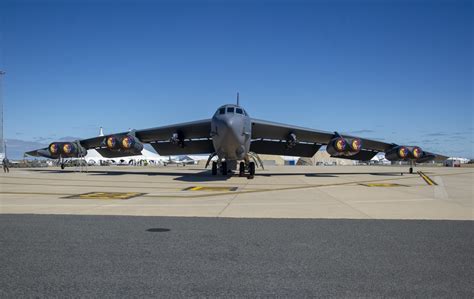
[211,161,228,176]
[211,161,256,179]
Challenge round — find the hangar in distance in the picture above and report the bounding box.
[26,97,447,178]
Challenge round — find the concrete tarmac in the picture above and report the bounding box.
[1,166,472,297]
[0,165,472,220]
[1,214,472,297]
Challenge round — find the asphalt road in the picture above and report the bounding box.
[1,215,472,297]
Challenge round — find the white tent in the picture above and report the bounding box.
[84,148,171,166]
[370,153,390,165]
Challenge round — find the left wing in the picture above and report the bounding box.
[250,118,447,162]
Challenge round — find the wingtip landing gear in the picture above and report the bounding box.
[409,160,415,174]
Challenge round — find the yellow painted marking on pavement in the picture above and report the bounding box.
[65,192,146,200]
[184,186,238,192]
[417,171,437,186]
[360,183,406,187]
[1,171,468,199]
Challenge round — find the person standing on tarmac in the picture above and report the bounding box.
[2,157,9,173]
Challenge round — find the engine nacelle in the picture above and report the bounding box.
[326,137,362,157]
[105,135,143,154]
[385,146,423,161]
[48,142,87,157]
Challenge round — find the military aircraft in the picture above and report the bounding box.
[26,97,447,178]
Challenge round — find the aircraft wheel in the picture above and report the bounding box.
[211,162,217,175]
[248,162,255,179]
[60,163,65,170]
[221,161,227,175]
[239,162,245,177]
[409,167,413,174]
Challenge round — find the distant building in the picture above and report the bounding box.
[445,157,469,167]
[311,151,356,166]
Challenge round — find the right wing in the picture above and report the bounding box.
[26,119,213,158]
[136,119,213,155]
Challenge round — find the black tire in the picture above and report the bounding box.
[409,167,413,174]
[221,161,227,175]
[239,162,245,177]
[61,163,65,170]
[248,162,255,179]
[212,161,217,175]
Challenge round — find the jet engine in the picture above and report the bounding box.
[326,137,362,157]
[48,142,87,157]
[385,146,423,161]
[105,135,143,154]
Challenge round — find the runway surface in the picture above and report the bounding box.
[1,214,472,297]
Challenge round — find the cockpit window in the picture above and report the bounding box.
[219,108,225,115]
[227,107,235,113]
[236,108,243,114]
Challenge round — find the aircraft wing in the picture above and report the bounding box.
[250,118,446,161]
[81,119,214,156]
[25,119,213,158]
[136,119,213,155]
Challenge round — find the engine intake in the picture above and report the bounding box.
[49,143,60,155]
[106,136,120,150]
[326,137,362,157]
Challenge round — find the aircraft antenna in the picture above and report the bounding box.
[237,92,240,106]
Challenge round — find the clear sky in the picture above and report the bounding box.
[1,0,472,158]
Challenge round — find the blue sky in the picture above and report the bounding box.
[1,0,472,158]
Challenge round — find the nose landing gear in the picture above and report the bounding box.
[239,162,245,177]
[211,161,217,175]
[248,162,255,179]
[210,161,229,176]
[221,161,228,175]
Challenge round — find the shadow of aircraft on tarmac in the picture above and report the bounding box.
[26,168,406,183]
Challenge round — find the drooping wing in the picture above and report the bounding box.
[25,119,213,158]
[250,118,446,162]
[25,148,53,158]
[135,119,213,155]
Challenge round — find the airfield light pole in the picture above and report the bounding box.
[0,70,5,159]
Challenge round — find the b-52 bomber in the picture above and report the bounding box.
[26,97,447,178]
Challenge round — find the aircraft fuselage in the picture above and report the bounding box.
[211,104,251,163]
